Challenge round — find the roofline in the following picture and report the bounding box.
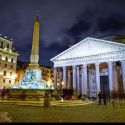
[0,36,13,43]
[50,37,125,62]
[50,37,125,61]
[91,37,125,46]
[50,37,89,61]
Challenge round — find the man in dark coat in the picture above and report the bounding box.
[103,92,107,105]
[98,91,102,105]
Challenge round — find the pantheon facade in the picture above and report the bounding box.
[50,37,125,98]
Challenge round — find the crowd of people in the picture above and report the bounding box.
[98,91,108,105]
[98,90,125,107]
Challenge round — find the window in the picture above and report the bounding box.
[9,80,11,83]
[5,64,7,67]
[3,71,6,76]
[3,79,5,83]
[10,72,12,76]
[10,65,13,69]
[11,58,13,63]
[5,56,8,61]
[0,42,3,48]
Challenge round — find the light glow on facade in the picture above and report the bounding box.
[2,56,5,60]
[0,36,19,88]
[51,37,125,98]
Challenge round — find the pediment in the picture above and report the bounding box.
[51,37,125,61]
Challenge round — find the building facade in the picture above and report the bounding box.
[0,35,19,88]
[50,37,125,98]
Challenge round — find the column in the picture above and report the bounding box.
[68,69,71,89]
[77,66,80,93]
[82,64,87,95]
[54,67,57,88]
[121,61,125,91]
[63,66,66,89]
[113,63,118,91]
[95,63,100,95]
[108,62,114,93]
[59,68,63,86]
[73,65,77,90]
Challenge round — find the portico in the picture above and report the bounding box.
[51,37,125,98]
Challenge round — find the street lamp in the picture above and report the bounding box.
[61,81,64,89]
[57,83,60,90]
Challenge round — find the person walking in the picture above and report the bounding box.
[1,86,6,100]
[103,92,107,105]
[111,90,116,108]
[98,91,102,105]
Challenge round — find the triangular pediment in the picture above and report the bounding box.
[51,37,125,61]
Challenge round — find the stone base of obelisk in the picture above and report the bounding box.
[10,66,54,101]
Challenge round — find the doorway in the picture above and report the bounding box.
[100,76,110,98]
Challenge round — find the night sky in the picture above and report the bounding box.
[1,0,125,66]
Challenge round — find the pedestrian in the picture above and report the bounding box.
[111,90,116,108]
[1,86,6,100]
[103,92,107,105]
[98,91,102,105]
[81,94,86,101]
[123,92,125,104]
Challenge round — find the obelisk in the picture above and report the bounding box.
[29,16,40,69]
[13,16,53,89]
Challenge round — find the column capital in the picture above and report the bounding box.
[77,66,79,70]
[54,67,57,70]
[82,64,87,67]
[121,60,125,65]
[63,66,66,70]
[108,61,113,65]
[73,65,77,69]
[95,62,100,66]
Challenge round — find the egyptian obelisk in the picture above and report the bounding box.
[13,17,53,89]
[29,16,40,69]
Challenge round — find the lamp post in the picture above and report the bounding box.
[57,83,60,90]
[61,81,64,89]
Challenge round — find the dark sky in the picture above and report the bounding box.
[1,0,125,66]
